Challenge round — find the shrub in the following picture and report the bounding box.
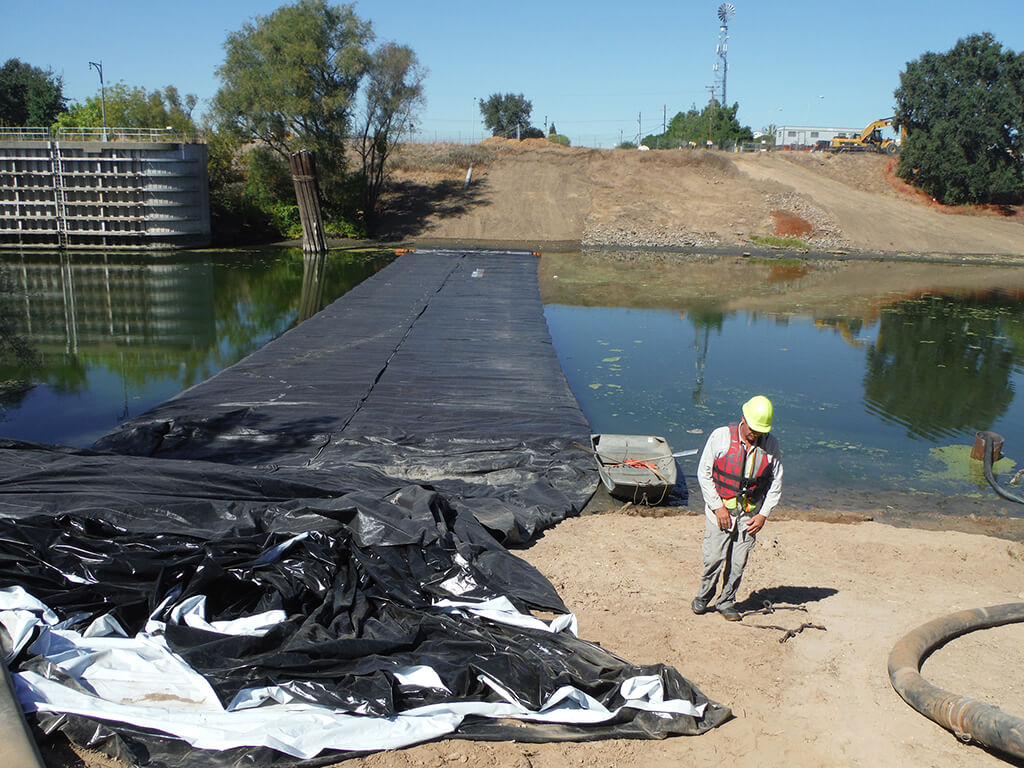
[325,217,367,239]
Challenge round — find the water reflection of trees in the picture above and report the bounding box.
[0,250,392,402]
[863,296,1019,440]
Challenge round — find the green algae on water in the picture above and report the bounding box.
[921,444,1016,489]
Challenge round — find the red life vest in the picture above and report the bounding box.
[711,423,772,509]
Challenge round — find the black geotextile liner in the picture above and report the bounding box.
[0,250,731,764]
[93,251,590,468]
[93,250,597,546]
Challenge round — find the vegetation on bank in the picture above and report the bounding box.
[894,33,1023,207]
[209,0,424,242]
[750,235,812,250]
[1,1,425,244]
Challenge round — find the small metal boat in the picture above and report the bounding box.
[590,433,680,504]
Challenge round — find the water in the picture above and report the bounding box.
[3,246,1024,520]
[540,250,1024,517]
[0,248,395,448]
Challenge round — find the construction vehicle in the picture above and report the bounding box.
[829,117,903,153]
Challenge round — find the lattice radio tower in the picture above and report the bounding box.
[712,3,735,106]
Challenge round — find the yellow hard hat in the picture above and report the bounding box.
[742,395,773,433]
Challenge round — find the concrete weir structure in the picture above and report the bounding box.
[0,128,210,250]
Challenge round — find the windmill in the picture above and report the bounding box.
[712,3,735,106]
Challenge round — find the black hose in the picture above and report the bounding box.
[980,430,1024,505]
[888,602,1024,759]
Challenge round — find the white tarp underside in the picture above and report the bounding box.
[2,586,705,759]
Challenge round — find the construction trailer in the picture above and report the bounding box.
[774,125,864,149]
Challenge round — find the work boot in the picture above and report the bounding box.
[718,604,742,622]
[691,598,710,615]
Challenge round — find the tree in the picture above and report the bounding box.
[0,58,66,126]
[480,93,533,138]
[56,83,198,133]
[354,42,425,221]
[643,101,752,149]
[757,124,778,146]
[894,33,1024,205]
[548,121,557,135]
[212,0,373,207]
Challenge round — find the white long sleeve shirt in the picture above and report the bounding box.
[697,424,784,523]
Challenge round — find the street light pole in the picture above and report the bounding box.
[88,61,107,141]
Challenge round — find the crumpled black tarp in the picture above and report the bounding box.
[0,439,730,767]
[0,250,730,765]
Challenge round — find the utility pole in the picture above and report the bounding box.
[706,85,716,147]
[638,112,642,146]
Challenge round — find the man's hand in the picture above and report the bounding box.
[746,513,767,535]
[715,505,732,530]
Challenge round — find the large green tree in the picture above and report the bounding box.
[894,33,1024,205]
[643,101,752,149]
[56,83,198,133]
[212,0,373,208]
[0,58,66,126]
[480,93,534,138]
[355,42,425,221]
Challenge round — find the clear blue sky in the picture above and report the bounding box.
[4,0,1021,148]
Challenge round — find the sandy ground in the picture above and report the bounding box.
[343,514,1024,768]
[387,138,1024,256]
[51,143,1024,767]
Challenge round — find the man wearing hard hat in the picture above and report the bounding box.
[691,395,784,622]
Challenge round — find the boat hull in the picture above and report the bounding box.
[591,434,678,504]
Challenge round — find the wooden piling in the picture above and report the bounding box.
[288,150,327,254]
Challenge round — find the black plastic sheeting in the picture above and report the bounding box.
[0,250,731,765]
[95,250,595,545]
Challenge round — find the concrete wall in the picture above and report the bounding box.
[0,140,210,250]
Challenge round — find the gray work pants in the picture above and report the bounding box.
[696,515,757,610]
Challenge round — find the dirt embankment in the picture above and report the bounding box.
[383,139,1024,256]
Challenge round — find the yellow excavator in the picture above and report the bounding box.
[829,118,904,153]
